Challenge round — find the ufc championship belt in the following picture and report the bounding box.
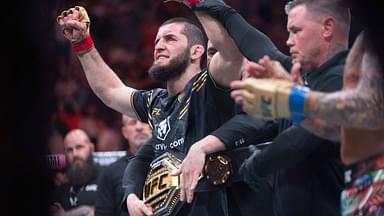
[143,152,183,216]
[143,151,233,216]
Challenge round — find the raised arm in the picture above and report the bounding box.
[192,0,291,68]
[57,6,138,118]
[194,11,244,87]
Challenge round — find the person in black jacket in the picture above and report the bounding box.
[95,115,152,216]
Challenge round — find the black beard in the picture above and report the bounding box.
[148,49,190,82]
[66,156,97,186]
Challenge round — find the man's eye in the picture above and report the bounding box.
[292,28,300,34]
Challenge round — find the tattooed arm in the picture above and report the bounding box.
[304,34,384,129]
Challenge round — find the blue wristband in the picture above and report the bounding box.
[289,85,309,123]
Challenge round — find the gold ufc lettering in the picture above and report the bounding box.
[144,173,169,199]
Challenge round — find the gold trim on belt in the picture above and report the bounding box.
[143,152,233,215]
[143,152,182,216]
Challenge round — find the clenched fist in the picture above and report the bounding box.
[57,6,93,54]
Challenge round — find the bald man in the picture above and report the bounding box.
[51,129,100,216]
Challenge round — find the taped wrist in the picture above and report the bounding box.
[72,35,94,54]
[289,85,309,123]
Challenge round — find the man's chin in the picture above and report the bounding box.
[134,138,150,145]
[154,60,169,66]
[72,161,86,168]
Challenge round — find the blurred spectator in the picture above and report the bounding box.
[95,115,152,216]
[51,129,101,216]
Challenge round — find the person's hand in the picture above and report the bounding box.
[230,77,309,123]
[231,78,293,119]
[246,56,303,85]
[127,194,153,216]
[171,144,205,203]
[57,6,90,44]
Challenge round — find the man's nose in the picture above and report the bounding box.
[286,35,294,47]
[155,39,166,51]
[136,125,144,132]
[72,148,80,157]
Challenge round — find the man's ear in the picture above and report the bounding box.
[190,44,205,62]
[121,127,129,140]
[322,17,336,41]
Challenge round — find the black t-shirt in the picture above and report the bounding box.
[52,168,100,211]
[131,71,234,157]
[123,71,240,216]
[95,154,132,216]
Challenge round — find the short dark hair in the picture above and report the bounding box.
[285,0,351,35]
[160,17,208,69]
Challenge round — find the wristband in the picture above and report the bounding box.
[289,85,309,123]
[72,35,94,54]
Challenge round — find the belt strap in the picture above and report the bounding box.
[196,146,253,192]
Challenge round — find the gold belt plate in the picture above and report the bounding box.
[143,152,182,215]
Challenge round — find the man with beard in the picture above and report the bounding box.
[57,5,243,216]
[51,129,100,216]
[95,115,152,216]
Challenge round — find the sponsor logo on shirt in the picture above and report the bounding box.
[152,108,161,116]
[157,117,171,141]
[154,137,185,152]
[85,184,97,191]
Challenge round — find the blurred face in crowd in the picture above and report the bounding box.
[286,4,325,72]
[148,22,190,82]
[121,115,152,153]
[63,129,96,185]
[64,129,94,163]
